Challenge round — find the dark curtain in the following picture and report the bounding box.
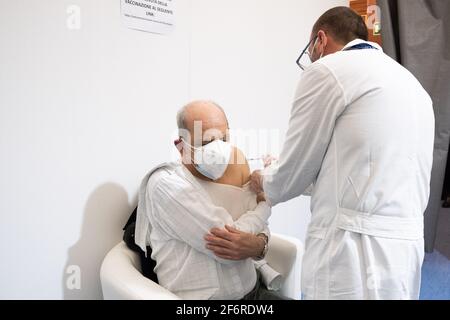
[379,0,450,252]
[442,141,450,201]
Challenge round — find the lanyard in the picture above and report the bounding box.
[343,43,378,51]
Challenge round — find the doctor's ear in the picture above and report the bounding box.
[317,30,328,47]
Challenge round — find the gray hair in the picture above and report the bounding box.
[176,100,228,133]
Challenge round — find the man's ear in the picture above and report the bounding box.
[225,128,231,142]
[174,138,183,153]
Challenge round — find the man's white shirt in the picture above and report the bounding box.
[135,162,271,299]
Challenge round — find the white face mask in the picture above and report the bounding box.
[310,37,323,62]
[183,139,232,180]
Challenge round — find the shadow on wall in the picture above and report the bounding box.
[62,183,136,299]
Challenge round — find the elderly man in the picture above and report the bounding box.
[135,100,285,300]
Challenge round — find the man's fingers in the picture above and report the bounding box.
[224,225,239,234]
[210,228,234,241]
[249,180,258,193]
[204,235,233,248]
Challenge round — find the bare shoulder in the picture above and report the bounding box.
[231,147,250,184]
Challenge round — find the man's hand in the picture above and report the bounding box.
[256,192,266,203]
[204,225,265,260]
[250,170,264,194]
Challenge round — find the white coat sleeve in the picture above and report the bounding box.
[150,173,271,264]
[263,63,346,206]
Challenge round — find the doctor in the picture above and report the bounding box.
[251,6,436,300]
[209,6,435,299]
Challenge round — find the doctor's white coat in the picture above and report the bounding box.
[263,39,435,299]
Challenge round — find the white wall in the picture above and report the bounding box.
[0,0,347,299]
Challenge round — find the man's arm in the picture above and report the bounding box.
[205,151,271,261]
[231,202,270,235]
[205,192,270,261]
[150,172,270,264]
[205,225,268,261]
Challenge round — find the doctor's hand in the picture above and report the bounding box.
[204,226,266,260]
[262,154,277,168]
[250,170,264,194]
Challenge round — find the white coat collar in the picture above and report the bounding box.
[341,38,383,52]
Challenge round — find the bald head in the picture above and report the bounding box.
[177,100,229,146]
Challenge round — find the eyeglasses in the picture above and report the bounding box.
[296,36,318,70]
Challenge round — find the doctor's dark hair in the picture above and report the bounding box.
[312,6,368,44]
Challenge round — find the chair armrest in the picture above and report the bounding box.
[264,233,303,300]
[100,242,179,300]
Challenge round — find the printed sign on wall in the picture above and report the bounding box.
[121,0,175,35]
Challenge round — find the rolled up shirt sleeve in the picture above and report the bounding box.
[233,201,270,236]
